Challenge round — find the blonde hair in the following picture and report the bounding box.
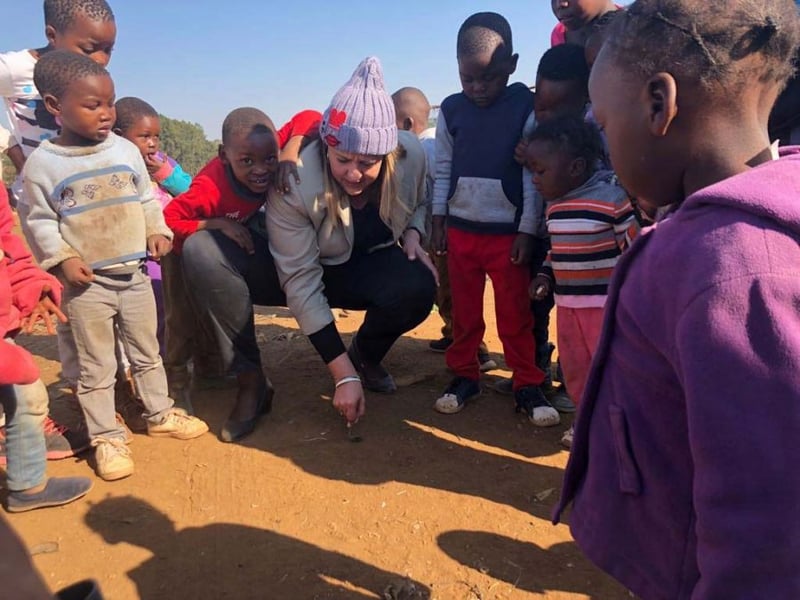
[321,143,412,236]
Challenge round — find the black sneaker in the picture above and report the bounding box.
[428,337,453,353]
[515,385,560,427]
[347,337,397,393]
[434,376,480,414]
[477,349,498,372]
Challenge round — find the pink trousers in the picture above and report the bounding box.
[556,305,605,407]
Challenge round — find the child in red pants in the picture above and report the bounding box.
[431,12,560,427]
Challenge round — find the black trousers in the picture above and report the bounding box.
[181,229,435,373]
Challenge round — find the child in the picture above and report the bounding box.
[554,1,800,597]
[0,0,126,448]
[550,0,621,46]
[498,44,594,410]
[0,183,92,512]
[164,107,280,442]
[431,12,559,426]
[23,51,208,482]
[112,96,220,414]
[391,86,496,371]
[526,116,636,447]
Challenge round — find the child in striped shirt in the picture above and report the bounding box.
[525,116,636,448]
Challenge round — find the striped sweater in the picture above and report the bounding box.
[539,170,637,308]
[22,133,172,273]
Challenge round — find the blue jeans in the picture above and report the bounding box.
[64,269,173,440]
[0,379,47,491]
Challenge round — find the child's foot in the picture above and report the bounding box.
[434,376,480,414]
[43,416,91,459]
[169,385,195,416]
[147,409,208,440]
[545,385,576,414]
[561,425,574,449]
[92,438,134,481]
[428,337,453,353]
[5,477,93,513]
[478,349,498,372]
[515,385,560,427]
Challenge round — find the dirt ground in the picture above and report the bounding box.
[8,288,630,600]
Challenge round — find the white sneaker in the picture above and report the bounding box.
[147,409,208,440]
[92,437,134,481]
[561,425,574,449]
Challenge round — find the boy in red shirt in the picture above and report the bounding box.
[163,107,318,439]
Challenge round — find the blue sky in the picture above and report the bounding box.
[2,2,556,139]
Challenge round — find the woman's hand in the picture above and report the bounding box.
[327,352,366,424]
[20,285,67,334]
[59,257,94,287]
[514,138,530,166]
[530,274,552,301]
[333,379,366,424]
[402,228,439,286]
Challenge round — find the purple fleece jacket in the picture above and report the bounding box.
[554,148,800,599]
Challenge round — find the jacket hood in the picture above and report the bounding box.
[684,147,800,235]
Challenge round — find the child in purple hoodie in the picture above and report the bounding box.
[554,1,800,598]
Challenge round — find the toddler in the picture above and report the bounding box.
[23,50,208,481]
[554,1,800,596]
[526,116,636,447]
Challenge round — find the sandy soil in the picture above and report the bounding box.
[8,291,630,600]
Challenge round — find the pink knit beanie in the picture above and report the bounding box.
[319,57,398,156]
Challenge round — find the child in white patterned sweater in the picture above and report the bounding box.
[22,50,208,482]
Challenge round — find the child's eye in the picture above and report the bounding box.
[241,158,253,166]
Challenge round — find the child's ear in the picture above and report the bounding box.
[570,157,588,178]
[112,127,123,136]
[401,116,413,131]
[643,73,678,137]
[44,25,57,47]
[42,93,61,117]
[507,53,519,76]
[218,144,229,165]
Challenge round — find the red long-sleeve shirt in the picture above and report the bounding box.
[164,110,321,254]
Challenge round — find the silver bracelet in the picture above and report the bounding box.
[335,375,362,389]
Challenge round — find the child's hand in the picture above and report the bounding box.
[21,285,67,334]
[147,234,172,259]
[514,138,530,166]
[212,218,255,255]
[59,257,94,287]
[401,228,439,286]
[431,216,447,256]
[277,160,300,195]
[530,275,552,301]
[144,152,167,176]
[510,233,533,265]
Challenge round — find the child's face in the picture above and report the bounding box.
[219,128,279,195]
[46,12,116,67]
[458,49,517,108]
[120,115,161,162]
[46,75,116,146]
[534,77,587,124]
[589,50,677,207]
[525,139,584,202]
[326,147,384,197]
[551,0,609,31]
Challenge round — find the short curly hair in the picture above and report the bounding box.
[114,97,159,133]
[527,116,605,169]
[604,0,800,88]
[457,12,514,60]
[43,0,114,31]
[33,49,110,99]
